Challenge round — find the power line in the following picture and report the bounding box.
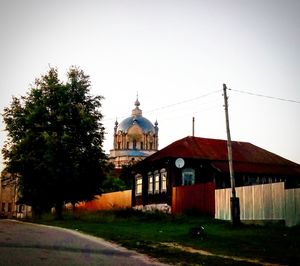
[102,89,222,122]
[229,88,300,104]
[144,89,222,113]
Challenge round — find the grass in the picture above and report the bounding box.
[27,209,300,266]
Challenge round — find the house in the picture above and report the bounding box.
[132,136,300,213]
[0,172,32,218]
[0,172,17,218]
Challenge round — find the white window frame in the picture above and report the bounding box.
[135,174,142,196]
[154,171,160,194]
[160,169,167,192]
[148,172,153,194]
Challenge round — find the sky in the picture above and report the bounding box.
[1,0,300,170]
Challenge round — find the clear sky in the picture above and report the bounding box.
[1,0,300,170]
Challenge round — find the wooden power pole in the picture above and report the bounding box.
[223,84,240,226]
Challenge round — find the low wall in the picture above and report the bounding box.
[76,190,132,211]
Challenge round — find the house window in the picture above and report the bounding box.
[1,202,5,212]
[148,173,153,194]
[182,168,195,186]
[18,205,24,213]
[154,171,160,193]
[135,174,142,196]
[160,169,167,192]
[8,203,12,212]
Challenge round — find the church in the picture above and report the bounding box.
[109,97,159,168]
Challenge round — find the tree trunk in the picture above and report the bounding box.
[32,206,42,219]
[55,201,63,220]
[71,202,77,213]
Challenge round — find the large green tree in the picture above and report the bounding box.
[2,67,106,217]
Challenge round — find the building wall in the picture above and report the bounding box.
[0,183,16,218]
[0,177,32,218]
[110,131,158,168]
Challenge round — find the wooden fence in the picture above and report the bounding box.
[215,182,300,227]
[76,190,132,211]
[172,183,215,216]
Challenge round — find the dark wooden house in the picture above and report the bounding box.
[132,136,300,213]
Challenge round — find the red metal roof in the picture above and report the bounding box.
[211,161,300,176]
[144,136,300,176]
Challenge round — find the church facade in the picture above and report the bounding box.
[109,98,159,168]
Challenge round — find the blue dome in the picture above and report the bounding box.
[118,116,155,134]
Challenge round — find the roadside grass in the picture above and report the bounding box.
[28,209,300,266]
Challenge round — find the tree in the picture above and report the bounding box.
[118,162,137,190]
[2,67,107,218]
[101,160,137,193]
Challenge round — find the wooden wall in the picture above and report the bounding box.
[172,183,215,216]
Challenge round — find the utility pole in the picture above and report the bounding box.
[223,84,240,226]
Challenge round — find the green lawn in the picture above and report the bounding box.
[29,209,299,266]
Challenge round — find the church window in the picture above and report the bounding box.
[182,168,195,186]
[148,172,153,194]
[135,174,142,196]
[8,203,12,212]
[133,140,137,149]
[149,142,153,150]
[141,142,143,150]
[127,142,129,149]
[154,171,160,193]
[117,142,121,150]
[1,202,5,212]
[160,169,167,192]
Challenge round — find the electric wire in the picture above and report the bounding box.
[144,89,222,114]
[229,88,300,104]
[103,87,300,125]
[102,89,222,123]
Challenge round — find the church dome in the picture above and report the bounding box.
[118,116,155,134]
[117,97,156,134]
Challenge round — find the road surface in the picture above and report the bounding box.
[0,219,169,266]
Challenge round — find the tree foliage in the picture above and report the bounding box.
[2,67,107,216]
[118,161,137,189]
[101,160,137,193]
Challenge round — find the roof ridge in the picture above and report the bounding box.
[141,135,300,168]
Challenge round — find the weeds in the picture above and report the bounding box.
[28,210,300,265]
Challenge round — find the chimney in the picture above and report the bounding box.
[192,117,195,137]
